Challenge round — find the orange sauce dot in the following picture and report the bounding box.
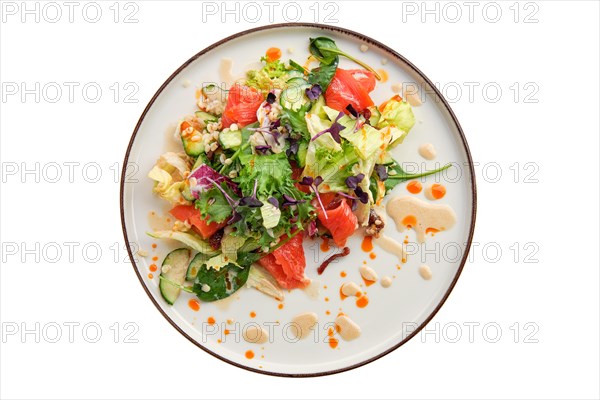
[149,264,157,272]
[245,350,255,359]
[402,215,417,228]
[325,297,330,302]
[431,184,446,199]
[147,273,153,279]
[369,252,376,260]
[266,47,282,62]
[328,337,339,349]
[326,310,331,315]
[340,271,347,278]
[361,236,374,252]
[207,317,216,325]
[224,329,230,335]
[250,311,256,318]
[278,303,284,310]
[356,295,369,308]
[152,256,158,262]
[407,180,422,194]
[151,243,157,249]
[188,299,200,312]
[320,238,330,252]
[328,327,335,337]
[217,339,222,343]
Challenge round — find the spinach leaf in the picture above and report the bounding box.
[384,162,453,192]
[309,37,340,64]
[193,263,250,302]
[309,37,380,79]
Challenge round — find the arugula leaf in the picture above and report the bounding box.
[309,37,380,80]
[384,162,453,192]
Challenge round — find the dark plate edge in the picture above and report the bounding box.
[119,22,477,378]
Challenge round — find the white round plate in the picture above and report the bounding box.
[120,23,476,377]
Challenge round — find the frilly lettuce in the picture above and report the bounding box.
[246,57,288,95]
[148,152,192,205]
[377,96,415,142]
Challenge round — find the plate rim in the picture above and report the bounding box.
[119,22,477,378]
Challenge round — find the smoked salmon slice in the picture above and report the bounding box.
[317,199,358,247]
[258,234,309,289]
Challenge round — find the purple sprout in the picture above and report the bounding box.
[238,179,263,208]
[281,194,306,208]
[345,173,365,189]
[311,111,345,144]
[254,145,271,154]
[375,164,388,181]
[286,139,299,157]
[299,175,328,219]
[305,84,322,101]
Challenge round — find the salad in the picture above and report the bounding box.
[148,37,449,305]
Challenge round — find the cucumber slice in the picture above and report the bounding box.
[281,78,310,111]
[180,183,195,202]
[192,153,209,170]
[219,130,242,150]
[159,248,192,305]
[195,111,217,124]
[286,76,309,85]
[286,70,305,80]
[182,137,203,157]
[186,252,209,281]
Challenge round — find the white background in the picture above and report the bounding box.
[1,1,598,399]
